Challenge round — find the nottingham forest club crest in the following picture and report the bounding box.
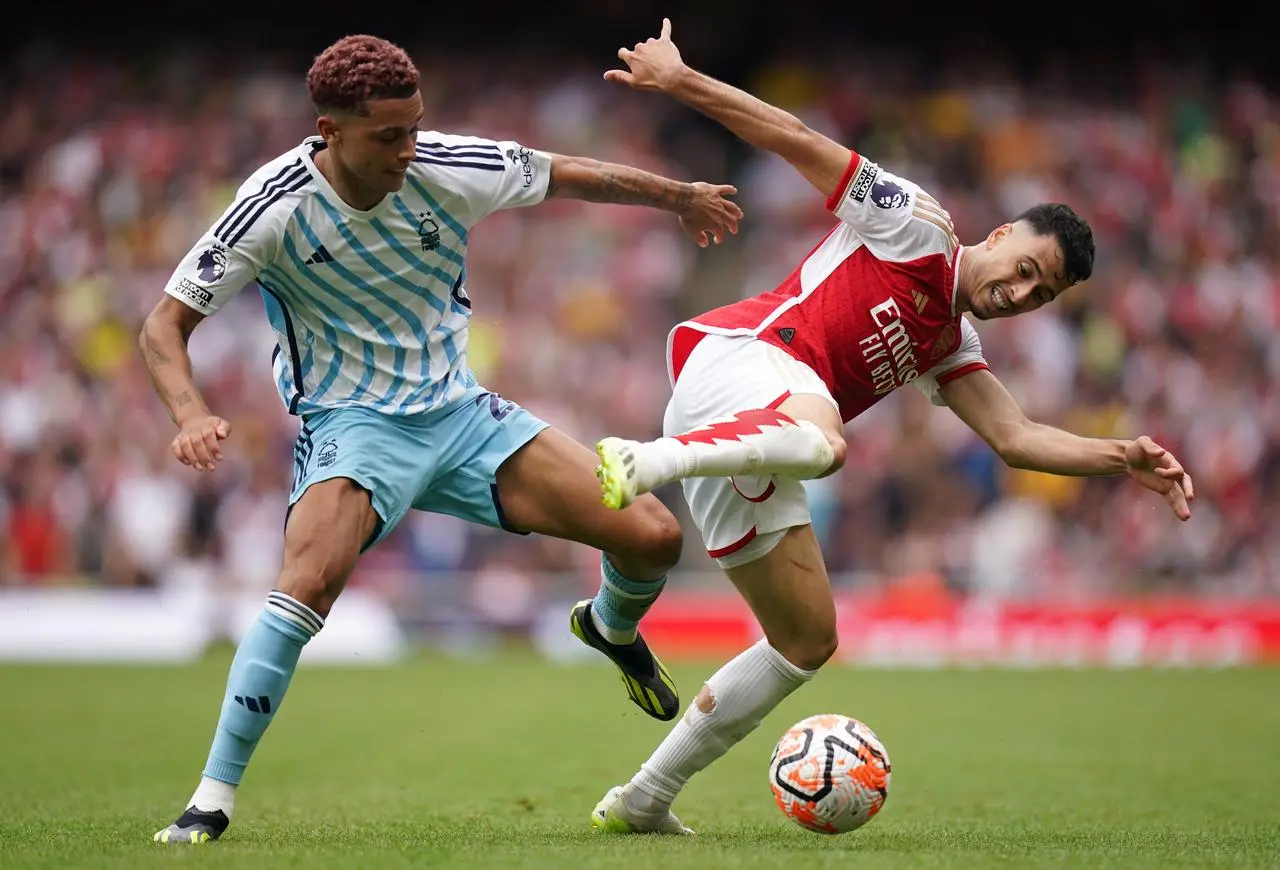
[417,212,441,252]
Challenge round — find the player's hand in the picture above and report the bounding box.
[171,415,232,473]
[1124,435,1195,521]
[677,181,743,247]
[604,18,685,93]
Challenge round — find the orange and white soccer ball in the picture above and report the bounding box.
[768,714,891,834]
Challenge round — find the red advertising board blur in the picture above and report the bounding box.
[639,589,1280,667]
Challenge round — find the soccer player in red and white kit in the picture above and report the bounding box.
[580,20,1197,834]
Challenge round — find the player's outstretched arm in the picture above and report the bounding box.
[545,153,742,247]
[939,368,1195,521]
[605,19,851,199]
[139,296,232,473]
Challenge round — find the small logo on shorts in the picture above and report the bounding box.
[475,391,514,421]
[316,439,338,469]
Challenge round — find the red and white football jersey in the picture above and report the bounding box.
[669,150,988,422]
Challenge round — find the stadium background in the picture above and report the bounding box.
[3,0,1280,666]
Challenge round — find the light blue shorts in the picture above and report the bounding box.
[288,385,549,549]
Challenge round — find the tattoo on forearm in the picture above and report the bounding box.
[554,157,692,211]
[175,392,192,407]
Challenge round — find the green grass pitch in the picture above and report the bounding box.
[1,653,1277,868]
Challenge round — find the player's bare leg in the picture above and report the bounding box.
[596,393,846,510]
[155,479,378,844]
[495,428,684,720]
[594,524,836,833]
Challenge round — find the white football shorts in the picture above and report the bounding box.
[663,327,838,569]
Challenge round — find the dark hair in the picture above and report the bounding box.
[1013,203,1095,286]
[306,35,419,116]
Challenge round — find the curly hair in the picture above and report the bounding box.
[1013,203,1096,286]
[306,35,419,116]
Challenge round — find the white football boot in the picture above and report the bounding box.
[590,785,694,835]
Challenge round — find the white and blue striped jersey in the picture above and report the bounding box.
[162,132,551,416]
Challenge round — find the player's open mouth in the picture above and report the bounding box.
[991,285,1011,312]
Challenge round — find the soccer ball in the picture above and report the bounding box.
[768,713,891,834]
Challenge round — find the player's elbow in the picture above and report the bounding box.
[778,114,816,147]
[139,308,169,353]
[139,308,165,354]
[992,423,1036,470]
[777,123,823,168]
[142,295,204,346]
[139,313,173,370]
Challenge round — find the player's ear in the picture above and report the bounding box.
[985,223,1013,248]
[316,113,340,144]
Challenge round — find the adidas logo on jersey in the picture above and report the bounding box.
[304,245,335,265]
[913,290,929,315]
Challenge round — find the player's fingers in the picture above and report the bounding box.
[661,18,672,40]
[216,419,232,439]
[187,431,216,470]
[716,184,737,196]
[178,435,203,470]
[171,438,189,466]
[617,47,634,63]
[603,70,633,86]
[1165,485,1191,521]
[190,437,213,473]
[1154,466,1182,479]
[1181,472,1196,501]
[200,427,223,461]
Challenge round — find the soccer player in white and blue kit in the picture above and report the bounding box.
[140,34,743,844]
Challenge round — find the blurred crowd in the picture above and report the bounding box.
[1,40,1277,614]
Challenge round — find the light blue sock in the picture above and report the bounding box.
[201,591,323,786]
[591,554,666,645]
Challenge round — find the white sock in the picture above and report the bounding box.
[629,639,816,810]
[639,408,833,493]
[189,776,237,818]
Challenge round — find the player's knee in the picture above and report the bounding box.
[626,495,684,572]
[273,573,344,617]
[825,432,848,473]
[276,479,376,616]
[276,526,360,617]
[774,627,839,672]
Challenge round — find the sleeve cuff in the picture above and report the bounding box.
[935,361,989,388]
[823,150,862,212]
